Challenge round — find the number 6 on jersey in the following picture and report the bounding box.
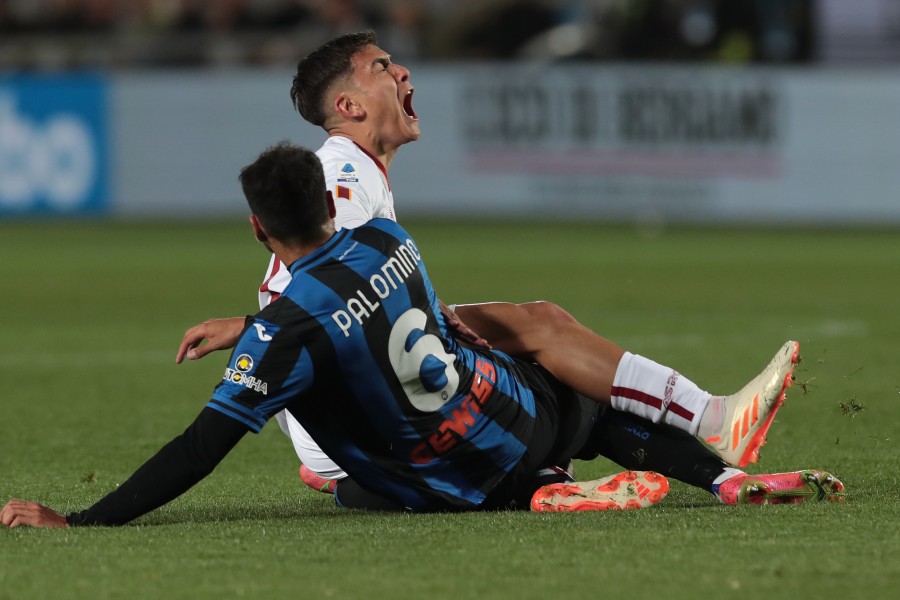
[388,308,460,412]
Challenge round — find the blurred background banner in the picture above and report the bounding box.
[1,0,899,224]
[404,65,900,225]
[0,74,109,216]
[105,66,900,224]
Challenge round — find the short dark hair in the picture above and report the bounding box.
[290,30,378,126]
[239,142,329,245]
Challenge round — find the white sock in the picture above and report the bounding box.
[697,395,726,440]
[610,352,712,435]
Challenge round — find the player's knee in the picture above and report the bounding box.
[510,301,578,354]
[518,301,578,327]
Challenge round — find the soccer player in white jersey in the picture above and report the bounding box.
[261,135,401,485]
[177,32,844,506]
[257,136,397,309]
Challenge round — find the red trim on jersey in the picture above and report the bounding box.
[259,259,281,294]
[352,142,391,190]
[269,292,281,302]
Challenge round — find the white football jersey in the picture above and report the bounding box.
[263,136,397,480]
[258,136,396,306]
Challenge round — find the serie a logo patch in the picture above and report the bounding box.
[337,162,359,183]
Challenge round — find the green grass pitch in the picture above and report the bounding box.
[0,220,898,599]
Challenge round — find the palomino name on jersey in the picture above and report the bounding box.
[331,239,421,337]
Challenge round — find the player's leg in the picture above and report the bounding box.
[454,302,715,428]
[579,405,845,505]
[580,405,732,492]
[274,410,345,493]
[508,369,669,512]
[472,368,660,512]
[453,301,798,468]
[454,301,624,401]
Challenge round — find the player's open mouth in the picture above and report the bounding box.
[403,89,418,120]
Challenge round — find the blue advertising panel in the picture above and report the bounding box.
[0,74,109,216]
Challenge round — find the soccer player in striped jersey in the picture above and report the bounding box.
[174,32,844,507]
[1,143,844,527]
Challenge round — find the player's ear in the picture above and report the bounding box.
[249,215,268,243]
[334,92,365,121]
[326,191,336,219]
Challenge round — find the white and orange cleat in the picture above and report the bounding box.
[530,471,669,512]
[705,341,800,468]
[299,464,337,494]
[714,470,846,505]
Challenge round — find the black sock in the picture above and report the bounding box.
[576,406,729,493]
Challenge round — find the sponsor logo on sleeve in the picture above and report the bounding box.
[223,353,268,395]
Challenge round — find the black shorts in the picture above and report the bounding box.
[479,363,600,509]
[336,362,601,512]
[337,361,727,510]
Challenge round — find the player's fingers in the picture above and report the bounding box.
[450,320,491,350]
[1,500,30,527]
[9,511,40,528]
[6,502,66,528]
[187,341,217,361]
[176,341,198,364]
[0,498,27,518]
[471,336,492,350]
[438,301,460,326]
[176,327,208,364]
[464,333,492,350]
[175,343,191,364]
[0,501,12,527]
[8,513,26,528]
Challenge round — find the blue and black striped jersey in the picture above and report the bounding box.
[208,219,541,510]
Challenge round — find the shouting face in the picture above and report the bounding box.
[347,44,420,150]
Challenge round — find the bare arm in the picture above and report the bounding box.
[175,317,247,364]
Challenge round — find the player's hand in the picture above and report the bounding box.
[175,317,245,364]
[439,301,491,350]
[0,499,68,528]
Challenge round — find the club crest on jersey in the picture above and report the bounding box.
[223,353,268,395]
[337,162,359,183]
